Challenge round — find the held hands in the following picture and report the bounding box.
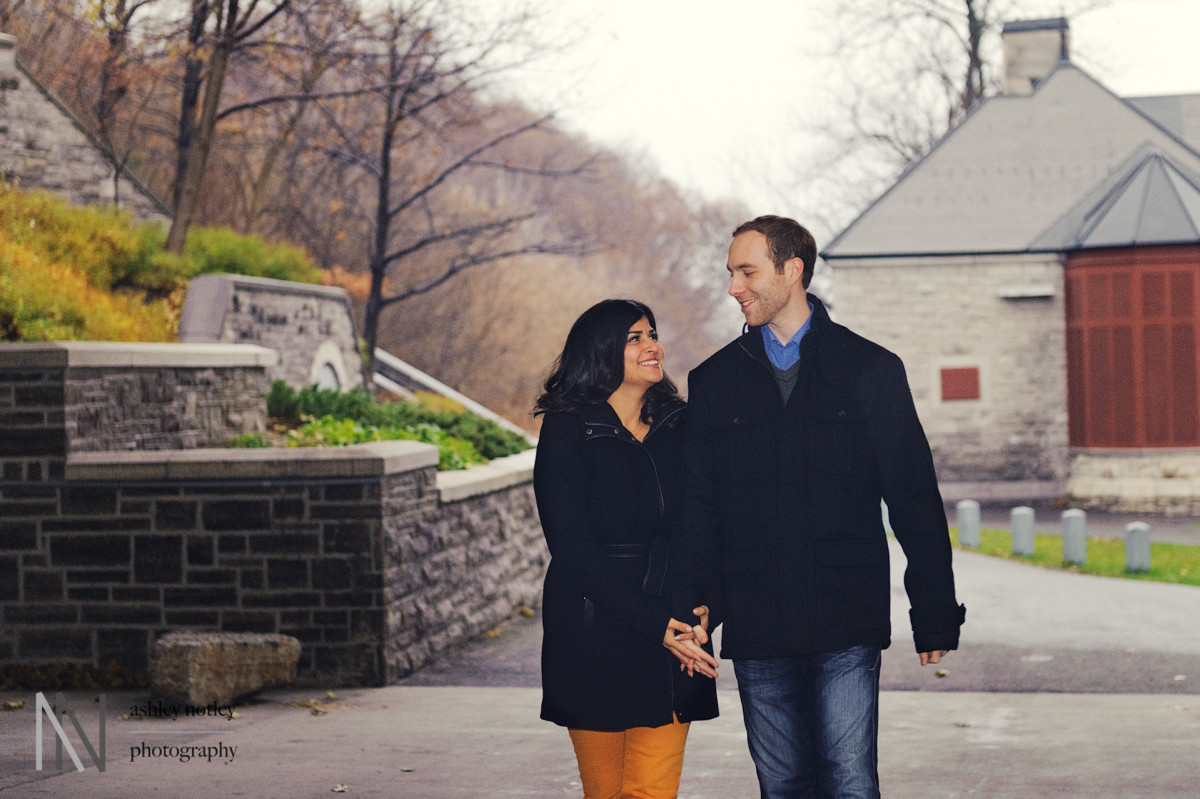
[919,650,949,666]
[663,606,719,679]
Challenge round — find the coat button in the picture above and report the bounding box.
[585,428,592,435]
[838,410,847,418]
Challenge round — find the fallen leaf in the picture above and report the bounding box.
[2,700,25,711]
[294,697,355,715]
[519,606,536,618]
[485,628,502,638]
[935,669,949,678]
[332,784,348,793]
[1174,675,1187,682]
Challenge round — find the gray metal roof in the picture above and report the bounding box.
[1127,94,1200,150]
[822,63,1200,259]
[1029,145,1200,250]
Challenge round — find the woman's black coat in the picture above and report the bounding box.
[533,400,718,731]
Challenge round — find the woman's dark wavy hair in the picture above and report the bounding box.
[533,299,682,424]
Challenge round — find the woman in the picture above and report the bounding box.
[533,299,719,799]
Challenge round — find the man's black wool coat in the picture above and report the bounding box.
[674,294,965,659]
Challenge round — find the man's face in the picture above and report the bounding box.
[727,231,796,328]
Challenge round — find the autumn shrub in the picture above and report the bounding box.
[0,185,324,342]
[0,185,143,288]
[177,225,323,283]
[0,236,177,341]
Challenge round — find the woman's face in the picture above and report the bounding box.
[620,315,664,392]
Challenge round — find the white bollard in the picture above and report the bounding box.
[1011,506,1035,556]
[1062,508,1087,565]
[957,499,981,548]
[1125,521,1151,572]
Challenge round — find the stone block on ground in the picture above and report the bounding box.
[151,632,301,706]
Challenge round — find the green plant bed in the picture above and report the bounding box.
[252,381,533,471]
[949,527,1200,587]
[285,416,487,471]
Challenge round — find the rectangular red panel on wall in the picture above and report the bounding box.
[940,367,981,401]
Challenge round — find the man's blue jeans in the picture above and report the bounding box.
[734,645,882,799]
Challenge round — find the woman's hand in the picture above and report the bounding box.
[663,615,719,679]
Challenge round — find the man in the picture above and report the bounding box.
[672,215,965,798]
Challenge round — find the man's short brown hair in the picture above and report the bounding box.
[732,215,817,288]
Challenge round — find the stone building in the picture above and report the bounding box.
[822,18,1200,513]
[0,32,168,222]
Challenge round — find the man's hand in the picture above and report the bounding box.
[663,612,719,679]
[919,650,949,666]
[673,606,710,644]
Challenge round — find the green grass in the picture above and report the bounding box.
[949,527,1200,587]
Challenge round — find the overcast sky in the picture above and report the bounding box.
[488,0,1200,214]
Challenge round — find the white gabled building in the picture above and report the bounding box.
[0,33,168,222]
[822,18,1200,514]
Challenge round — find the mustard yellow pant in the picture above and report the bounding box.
[568,716,691,799]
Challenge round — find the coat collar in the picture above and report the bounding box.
[737,293,845,385]
[573,396,685,439]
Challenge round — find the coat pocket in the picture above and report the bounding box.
[714,411,771,483]
[808,407,870,477]
[582,596,595,633]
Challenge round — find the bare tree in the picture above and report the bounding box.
[317,0,592,378]
[90,0,168,206]
[165,0,292,253]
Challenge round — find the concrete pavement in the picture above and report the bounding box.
[3,534,1198,797]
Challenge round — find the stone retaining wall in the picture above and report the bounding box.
[178,274,364,391]
[0,445,544,685]
[0,343,275,483]
[0,341,546,684]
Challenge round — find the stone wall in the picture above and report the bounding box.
[1068,450,1200,516]
[0,343,275,483]
[0,445,544,685]
[0,33,168,223]
[383,454,543,680]
[179,274,365,391]
[0,341,546,684]
[831,253,1070,500]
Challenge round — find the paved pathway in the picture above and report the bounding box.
[2,526,1198,797]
